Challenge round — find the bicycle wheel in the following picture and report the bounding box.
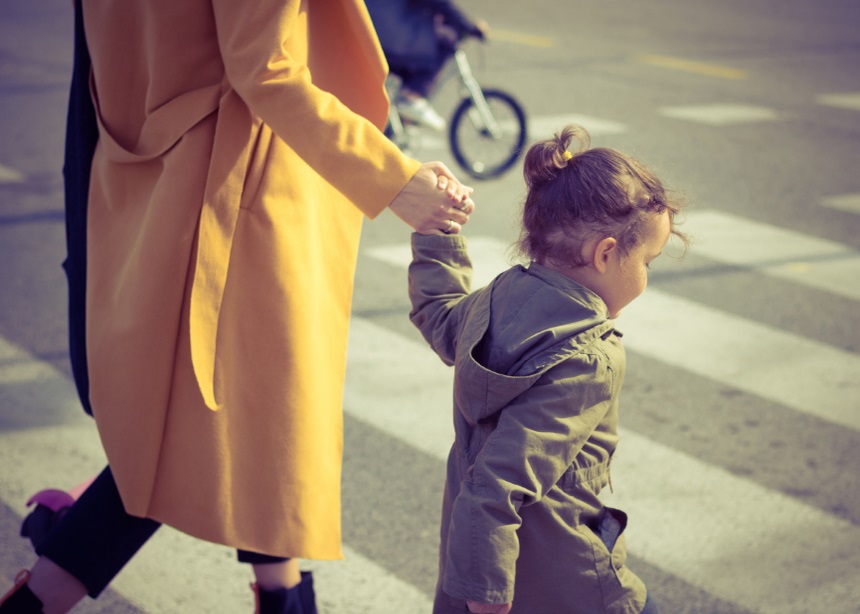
[449,89,527,180]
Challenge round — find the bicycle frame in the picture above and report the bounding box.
[386,44,494,142]
[452,49,502,139]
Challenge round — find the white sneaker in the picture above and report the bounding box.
[396,96,446,131]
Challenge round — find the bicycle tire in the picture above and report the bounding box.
[449,89,527,180]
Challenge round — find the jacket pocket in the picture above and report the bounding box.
[597,506,628,555]
[589,506,648,613]
[583,506,629,585]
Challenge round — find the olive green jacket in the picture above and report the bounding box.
[409,234,647,614]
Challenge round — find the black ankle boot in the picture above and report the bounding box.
[0,571,43,613]
[294,572,316,614]
[252,572,317,614]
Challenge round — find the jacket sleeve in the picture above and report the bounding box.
[408,233,481,365]
[442,352,616,604]
[211,0,421,219]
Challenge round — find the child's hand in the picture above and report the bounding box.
[435,173,473,205]
[467,600,512,614]
[389,162,473,235]
[404,170,475,235]
[436,174,476,228]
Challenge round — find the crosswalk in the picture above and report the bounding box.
[3,0,860,608]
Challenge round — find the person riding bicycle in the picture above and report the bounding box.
[366,0,488,131]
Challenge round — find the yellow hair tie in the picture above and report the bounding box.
[562,151,573,161]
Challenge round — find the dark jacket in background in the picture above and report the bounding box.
[366,0,479,71]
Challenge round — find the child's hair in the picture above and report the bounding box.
[517,124,686,267]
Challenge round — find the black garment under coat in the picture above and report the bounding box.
[63,0,98,415]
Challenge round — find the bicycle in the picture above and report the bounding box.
[385,39,528,180]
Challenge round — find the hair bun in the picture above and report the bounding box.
[523,124,591,187]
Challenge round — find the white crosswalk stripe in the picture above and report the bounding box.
[619,290,860,430]
[678,210,860,301]
[0,336,69,385]
[822,192,860,215]
[658,104,780,125]
[413,112,628,156]
[610,430,860,614]
[817,92,860,112]
[0,163,24,184]
[526,113,627,137]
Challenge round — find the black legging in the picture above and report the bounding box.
[37,467,288,598]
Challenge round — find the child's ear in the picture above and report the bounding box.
[592,237,617,274]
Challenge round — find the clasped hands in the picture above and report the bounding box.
[388,161,475,235]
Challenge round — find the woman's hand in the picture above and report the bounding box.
[467,600,512,614]
[388,161,475,235]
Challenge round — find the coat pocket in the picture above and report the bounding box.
[597,506,628,554]
[583,506,630,584]
[587,506,648,613]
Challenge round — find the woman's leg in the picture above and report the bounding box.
[237,551,301,590]
[38,466,160,597]
[238,551,316,614]
[23,559,87,614]
[397,67,439,99]
[10,467,160,612]
[252,561,301,592]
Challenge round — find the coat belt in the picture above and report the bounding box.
[92,78,251,411]
[189,89,258,410]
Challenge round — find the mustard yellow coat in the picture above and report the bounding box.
[82,0,421,559]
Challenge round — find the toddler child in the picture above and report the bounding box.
[408,124,686,614]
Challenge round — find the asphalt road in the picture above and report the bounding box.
[1,1,859,612]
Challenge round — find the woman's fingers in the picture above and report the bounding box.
[388,163,475,235]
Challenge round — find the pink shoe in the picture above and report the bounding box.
[20,477,95,551]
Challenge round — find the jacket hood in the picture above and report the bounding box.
[453,263,613,424]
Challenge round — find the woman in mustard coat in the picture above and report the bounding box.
[0,0,475,612]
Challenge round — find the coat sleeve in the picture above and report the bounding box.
[408,233,481,365]
[211,0,421,219]
[442,353,617,604]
